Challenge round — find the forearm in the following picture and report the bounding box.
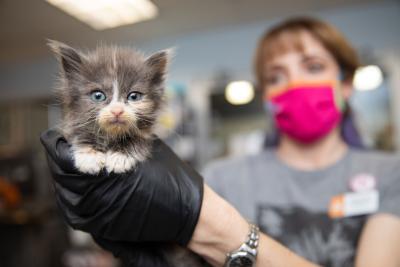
[188,185,320,267]
[255,234,321,267]
[355,213,400,267]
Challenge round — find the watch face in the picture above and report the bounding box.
[229,256,253,267]
[227,251,255,267]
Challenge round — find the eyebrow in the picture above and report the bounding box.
[301,54,326,63]
[265,65,286,73]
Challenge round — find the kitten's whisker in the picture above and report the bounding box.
[72,120,97,129]
[69,114,97,122]
[72,116,98,124]
[74,118,97,125]
[135,117,155,124]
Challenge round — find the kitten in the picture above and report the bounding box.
[49,41,209,267]
[48,40,166,174]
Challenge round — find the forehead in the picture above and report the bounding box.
[262,30,333,65]
[83,47,147,82]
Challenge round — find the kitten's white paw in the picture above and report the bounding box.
[105,152,137,173]
[72,146,106,174]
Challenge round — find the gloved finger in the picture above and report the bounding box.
[40,129,99,195]
[53,174,119,220]
[40,129,77,173]
[48,155,94,193]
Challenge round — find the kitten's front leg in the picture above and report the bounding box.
[72,145,106,174]
[105,151,137,174]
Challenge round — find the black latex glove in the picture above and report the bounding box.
[40,129,204,246]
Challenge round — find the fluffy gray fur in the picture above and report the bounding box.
[49,40,169,174]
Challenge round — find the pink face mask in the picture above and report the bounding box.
[265,82,342,143]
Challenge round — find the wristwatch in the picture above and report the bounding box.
[224,223,259,267]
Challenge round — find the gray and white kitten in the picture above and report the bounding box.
[49,40,166,174]
[49,41,209,267]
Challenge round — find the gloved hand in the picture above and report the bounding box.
[40,129,204,246]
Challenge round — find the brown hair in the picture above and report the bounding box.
[254,17,360,89]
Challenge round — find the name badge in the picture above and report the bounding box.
[329,190,379,218]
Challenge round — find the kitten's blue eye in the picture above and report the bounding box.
[90,90,106,102]
[127,91,143,102]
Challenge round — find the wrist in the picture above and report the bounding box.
[188,184,249,266]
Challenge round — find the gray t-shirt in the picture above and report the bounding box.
[203,148,400,267]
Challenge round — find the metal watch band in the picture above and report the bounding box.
[246,223,259,252]
[240,223,259,257]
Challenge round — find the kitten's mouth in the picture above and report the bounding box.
[109,118,127,125]
[103,120,130,136]
[98,113,132,136]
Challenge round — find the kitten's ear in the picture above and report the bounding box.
[145,49,172,86]
[47,39,83,78]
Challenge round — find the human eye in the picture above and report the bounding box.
[303,57,326,74]
[306,61,326,74]
[265,72,285,86]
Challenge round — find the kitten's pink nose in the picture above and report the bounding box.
[110,106,124,117]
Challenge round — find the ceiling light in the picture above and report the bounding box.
[225,80,255,105]
[353,65,383,91]
[45,0,158,30]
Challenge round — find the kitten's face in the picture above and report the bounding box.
[49,41,168,139]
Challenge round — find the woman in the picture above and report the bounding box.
[201,17,400,266]
[41,17,400,267]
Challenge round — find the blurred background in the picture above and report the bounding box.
[0,0,399,266]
